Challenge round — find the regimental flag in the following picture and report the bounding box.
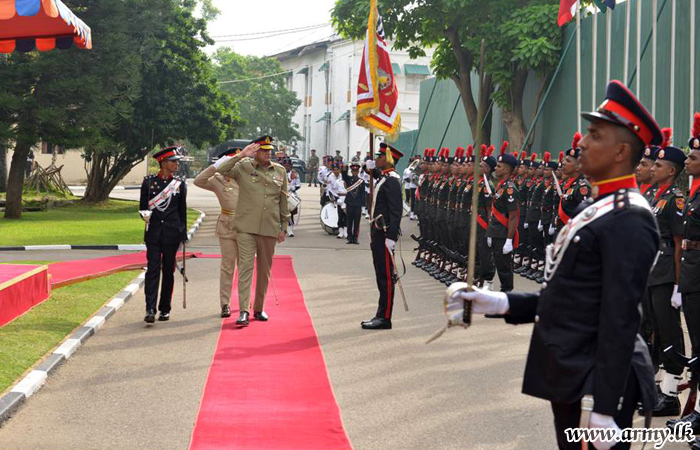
[591,0,617,12]
[558,0,579,27]
[356,0,401,139]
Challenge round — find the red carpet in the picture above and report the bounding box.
[189,255,353,450]
[0,265,50,327]
[49,251,200,288]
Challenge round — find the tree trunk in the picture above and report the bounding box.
[4,140,32,219]
[501,70,529,151]
[0,142,7,192]
[82,152,143,204]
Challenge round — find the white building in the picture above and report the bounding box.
[272,36,433,162]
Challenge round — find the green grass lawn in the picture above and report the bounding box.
[0,200,200,246]
[0,270,140,393]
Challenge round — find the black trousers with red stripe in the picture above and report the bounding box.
[370,228,396,320]
[145,236,180,313]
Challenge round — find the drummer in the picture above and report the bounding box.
[283,157,301,237]
[328,162,348,239]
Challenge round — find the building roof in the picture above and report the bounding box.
[269,35,340,61]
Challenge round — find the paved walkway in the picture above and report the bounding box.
[0,182,687,450]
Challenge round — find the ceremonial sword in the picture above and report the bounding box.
[370,214,409,312]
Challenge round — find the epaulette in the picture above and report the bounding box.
[613,189,632,211]
[271,161,284,169]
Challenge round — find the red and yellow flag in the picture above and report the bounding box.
[356,0,401,139]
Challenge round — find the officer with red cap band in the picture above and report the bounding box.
[451,80,662,450]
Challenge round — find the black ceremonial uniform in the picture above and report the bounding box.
[680,184,700,380]
[369,168,403,321]
[557,174,591,230]
[343,168,365,243]
[541,179,556,246]
[647,185,686,376]
[139,173,187,315]
[487,179,518,291]
[475,177,495,284]
[516,174,531,265]
[506,185,659,450]
[525,177,545,276]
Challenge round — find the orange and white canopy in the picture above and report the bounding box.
[0,0,91,53]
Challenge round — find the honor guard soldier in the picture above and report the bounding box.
[636,145,659,200]
[474,145,496,289]
[194,147,241,318]
[524,155,545,280]
[140,147,188,324]
[668,114,700,441]
[216,136,290,327]
[343,161,365,244]
[536,152,559,284]
[453,80,663,450]
[555,132,591,234]
[362,143,404,330]
[514,151,531,271]
[486,142,519,292]
[645,127,687,416]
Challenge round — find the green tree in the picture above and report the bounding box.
[331,0,562,150]
[213,48,302,145]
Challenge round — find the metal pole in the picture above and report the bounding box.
[576,7,582,131]
[438,95,463,150]
[636,0,641,95]
[369,132,374,220]
[592,10,598,109]
[522,29,578,152]
[627,0,670,88]
[653,0,658,116]
[606,12,612,83]
[691,0,696,124]
[670,0,676,128]
[624,0,631,82]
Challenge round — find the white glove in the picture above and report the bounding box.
[487,237,492,248]
[214,155,232,169]
[537,221,543,232]
[524,222,529,229]
[503,238,513,254]
[548,224,556,236]
[385,238,396,253]
[588,412,622,450]
[365,160,376,170]
[671,285,682,309]
[449,286,509,315]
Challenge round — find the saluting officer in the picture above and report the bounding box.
[486,142,519,292]
[668,115,700,439]
[194,147,241,318]
[140,147,188,324]
[361,143,404,330]
[645,128,687,416]
[453,80,662,450]
[216,136,289,327]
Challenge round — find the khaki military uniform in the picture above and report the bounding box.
[218,154,289,312]
[194,165,239,307]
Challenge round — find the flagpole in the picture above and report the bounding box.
[652,0,658,116]
[624,0,631,83]
[635,0,641,94]
[576,3,582,131]
[670,0,676,129]
[592,10,597,110]
[369,132,374,221]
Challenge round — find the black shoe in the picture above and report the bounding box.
[254,311,269,321]
[221,305,231,318]
[236,311,250,327]
[691,437,700,450]
[533,271,544,281]
[650,393,681,417]
[158,312,170,321]
[361,318,392,330]
[144,309,156,324]
[667,410,700,433]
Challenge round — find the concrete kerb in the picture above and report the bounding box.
[0,270,147,426]
[0,210,206,252]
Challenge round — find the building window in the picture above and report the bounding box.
[41,142,64,154]
[405,75,427,92]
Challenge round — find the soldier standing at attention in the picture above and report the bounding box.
[307,149,319,187]
[645,128,687,416]
[343,161,365,244]
[194,147,241,318]
[486,142,519,292]
[216,136,290,327]
[140,147,188,324]
[636,145,659,200]
[555,133,591,235]
[452,80,662,450]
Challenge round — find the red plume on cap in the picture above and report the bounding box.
[661,128,672,149]
[692,112,700,139]
[520,151,526,161]
[466,145,473,159]
[456,147,464,158]
[480,144,488,157]
[530,153,537,162]
[487,145,495,156]
[543,151,551,164]
[572,132,582,150]
[513,151,519,160]
[558,151,564,163]
[500,141,509,155]
[444,147,451,157]
[423,148,429,157]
